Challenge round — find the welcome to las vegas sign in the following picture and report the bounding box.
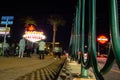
[23,31,46,43]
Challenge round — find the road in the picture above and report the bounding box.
[97,57,120,80]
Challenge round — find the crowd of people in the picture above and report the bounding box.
[1,37,40,58]
[0,37,65,60]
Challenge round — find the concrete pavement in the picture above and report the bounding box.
[67,61,96,80]
[57,58,96,80]
[0,54,97,80]
[0,54,63,80]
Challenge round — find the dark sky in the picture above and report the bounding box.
[0,0,76,49]
[0,0,109,49]
[0,0,76,15]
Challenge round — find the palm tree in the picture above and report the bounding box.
[48,15,65,52]
[20,16,37,31]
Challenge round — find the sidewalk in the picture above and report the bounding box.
[0,54,96,80]
[0,54,62,80]
[68,61,96,80]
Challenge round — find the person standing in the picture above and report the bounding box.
[0,43,2,56]
[53,45,62,60]
[10,43,16,56]
[15,43,19,56]
[18,37,25,58]
[26,43,32,57]
[3,41,10,56]
[38,40,46,59]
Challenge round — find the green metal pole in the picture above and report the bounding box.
[69,26,74,57]
[77,0,81,64]
[110,0,120,68]
[73,17,77,60]
[90,0,104,79]
[77,0,81,52]
[100,43,115,74]
[75,7,78,60]
[80,0,89,78]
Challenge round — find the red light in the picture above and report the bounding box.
[28,25,35,31]
[97,35,108,44]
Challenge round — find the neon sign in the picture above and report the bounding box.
[97,35,108,44]
[23,31,46,43]
[0,27,10,35]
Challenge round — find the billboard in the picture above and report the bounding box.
[0,27,10,35]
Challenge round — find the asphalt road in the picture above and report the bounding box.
[97,57,120,80]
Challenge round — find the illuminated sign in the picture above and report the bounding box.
[97,35,108,44]
[28,25,35,31]
[25,25,36,31]
[0,27,10,35]
[23,31,46,43]
[1,16,14,25]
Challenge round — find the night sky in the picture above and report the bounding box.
[0,0,109,49]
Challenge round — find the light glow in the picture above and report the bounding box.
[28,25,35,31]
[97,35,108,44]
[0,27,10,35]
[23,31,46,43]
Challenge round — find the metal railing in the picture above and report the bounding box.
[69,0,120,80]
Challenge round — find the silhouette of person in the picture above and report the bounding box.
[18,37,25,58]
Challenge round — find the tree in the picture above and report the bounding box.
[20,16,37,31]
[48,15,65,52]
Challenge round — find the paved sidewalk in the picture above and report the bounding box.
[0,54,62,80]
[0,54,96,80]
[68,61,96,80]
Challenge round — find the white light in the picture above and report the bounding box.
[23,31,46,43]
[97,38,108,41]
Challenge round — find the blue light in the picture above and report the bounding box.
[1,16,14,21]
[1,21,13,25]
